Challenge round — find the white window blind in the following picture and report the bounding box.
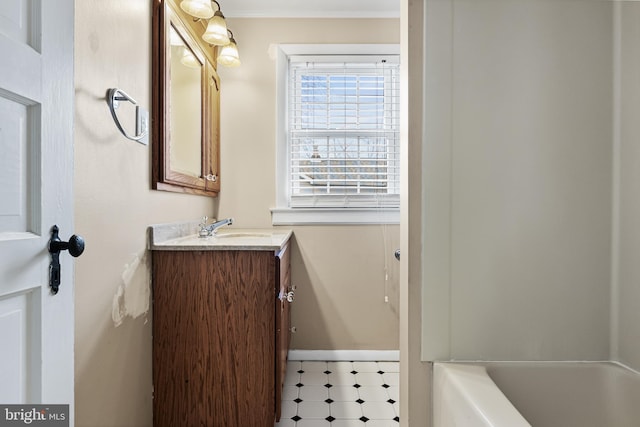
[287,55,400,208]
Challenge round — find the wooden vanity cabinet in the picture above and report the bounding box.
[275,241,291,421]
[152,241,291,427]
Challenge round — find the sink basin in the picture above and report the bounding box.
[214,232,271,238]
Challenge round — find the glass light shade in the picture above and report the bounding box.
[202,12,229,46]
[180,48,201,68]
[217,39,240,67]
[180,0,214,19]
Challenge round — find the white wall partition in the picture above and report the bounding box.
[423,0,614,362]
[617,2,640,373]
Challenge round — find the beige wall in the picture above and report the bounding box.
[423,0,613,362]
[617,2,640,372]
[215,18,401,350]
[73,1,640,427]
[74,4,400,426]
[74,0,215,425]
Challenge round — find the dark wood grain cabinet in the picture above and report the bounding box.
[152,240,291,427]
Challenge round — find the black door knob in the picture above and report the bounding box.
[48,225,85,257]
[48,225,85,295]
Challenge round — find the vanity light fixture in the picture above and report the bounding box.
[217,30,240,67]
[179,0,214,19]
[179,0,240,67]
[181,0,230,46]
[202,1,230,46]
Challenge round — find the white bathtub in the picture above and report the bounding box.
[433,361,640,427]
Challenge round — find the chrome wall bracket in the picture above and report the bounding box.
[107,88,149,145]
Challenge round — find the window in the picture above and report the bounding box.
[273,45,400,225]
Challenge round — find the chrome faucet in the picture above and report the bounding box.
[198,217,233,237]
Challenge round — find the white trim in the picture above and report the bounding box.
[274,44,401,226]
[289,54,400,64]
[275,45,289,210]
[288,350,400,361]
[222,0,400,19]
[278,44,401,57]
[610,0,621,362]
[225,11,400,19]
[271,207,400,225]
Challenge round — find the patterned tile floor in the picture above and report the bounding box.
[275,361,400,427]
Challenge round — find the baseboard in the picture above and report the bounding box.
[288,350,399,361]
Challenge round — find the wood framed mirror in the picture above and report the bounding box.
[152,0,221,197]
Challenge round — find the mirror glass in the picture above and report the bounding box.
[169,25,202,177]
[152,0,220,197]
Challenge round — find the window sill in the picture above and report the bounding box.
[271,207,400,225]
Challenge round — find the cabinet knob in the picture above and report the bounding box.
[286,291,295,303]
[290,326,297,333]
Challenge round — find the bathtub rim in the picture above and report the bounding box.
[432,360,640,427]
[434,359,640,374]
[432,361,532,427]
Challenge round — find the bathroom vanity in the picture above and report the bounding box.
[149,225,293,426]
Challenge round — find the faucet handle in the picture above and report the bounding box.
[198,216,211,238]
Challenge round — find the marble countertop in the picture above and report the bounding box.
[148,221,292,251]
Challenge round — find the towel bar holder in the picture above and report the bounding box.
[107,88,148,145]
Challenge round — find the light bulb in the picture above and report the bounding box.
[180,0,214,20]
[217,38,240,67]
[202,12,230,46]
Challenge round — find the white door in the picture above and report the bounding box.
[0,0,75,422]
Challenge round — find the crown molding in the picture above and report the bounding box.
[221,0,400,18]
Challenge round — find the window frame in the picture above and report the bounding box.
[272,44,401,225]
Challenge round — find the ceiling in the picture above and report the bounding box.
[220,0,400,18]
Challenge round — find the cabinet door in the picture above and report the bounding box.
[275,242,291,421]
[215,250,275,425]
[153,250,275,427]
